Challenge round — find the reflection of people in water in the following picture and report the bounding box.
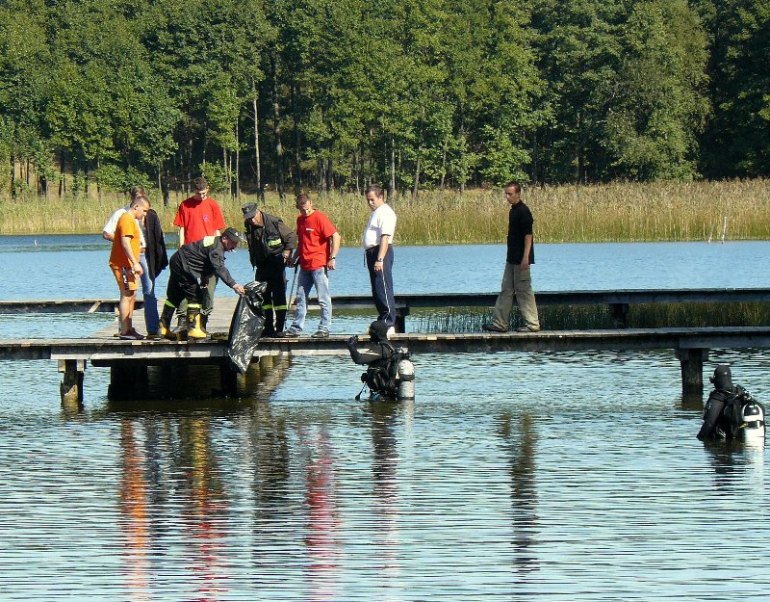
[301,427,342,599]
[119,420,151,598]
[497,411,539,575]
[178,417,229,600]
[368,402,403,583]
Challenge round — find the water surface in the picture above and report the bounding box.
[2,237,770,600]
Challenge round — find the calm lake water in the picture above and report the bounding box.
[2,235,770,600]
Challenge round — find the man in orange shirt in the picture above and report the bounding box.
[173,177,226,327]
[109,196,150,339]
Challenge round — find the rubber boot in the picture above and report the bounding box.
[187,305,207,340]
[159,303,177,341]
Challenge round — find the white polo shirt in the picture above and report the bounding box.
[361,203,396,250]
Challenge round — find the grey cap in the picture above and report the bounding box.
[242,203,258,220]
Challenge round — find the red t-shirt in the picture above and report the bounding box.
[296,210,337,270]
[173,196,226,244]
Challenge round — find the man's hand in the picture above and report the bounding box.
[233,284,245,295]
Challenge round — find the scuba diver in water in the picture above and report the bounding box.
[697,364,765,445]
[347,320,413,401]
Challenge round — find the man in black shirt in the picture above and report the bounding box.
[483,181,540,333]
[159,228,246,340]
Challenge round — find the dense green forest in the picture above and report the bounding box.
[0,0,768,201]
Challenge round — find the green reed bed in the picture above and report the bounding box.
[414,301,770,334]
[1,179,769,243]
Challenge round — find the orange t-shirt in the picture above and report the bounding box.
[109,212,141,268]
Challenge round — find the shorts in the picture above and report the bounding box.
[112,265,138,292]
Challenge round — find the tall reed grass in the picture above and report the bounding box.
[413,302,770,334]
[1,179,768,244]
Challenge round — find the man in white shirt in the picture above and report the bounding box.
[361,184,397,331]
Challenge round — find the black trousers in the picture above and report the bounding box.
[365,245,396,326]
[255,261,287,332]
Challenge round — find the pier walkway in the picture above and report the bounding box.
[3,289,770,406]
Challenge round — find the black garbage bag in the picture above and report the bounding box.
[227,281,268,373]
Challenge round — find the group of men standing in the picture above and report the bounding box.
[242,185,396,339]
[107,177,539,342]
[106,179,401,341]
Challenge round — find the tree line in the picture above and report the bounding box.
[0,0,767,202]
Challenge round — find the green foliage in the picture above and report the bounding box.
[0,0,762,196]
[697,0,770,178]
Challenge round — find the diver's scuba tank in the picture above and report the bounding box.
[740,395,765,445]
[396,352,415,400]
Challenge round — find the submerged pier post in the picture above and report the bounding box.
[675,348,709,395]
[59,359,85,409]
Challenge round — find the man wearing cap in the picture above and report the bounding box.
[242,203,298,337]
[159,228,246,340]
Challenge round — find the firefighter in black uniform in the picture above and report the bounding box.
[159,228,246,340]
[242,203,298,337]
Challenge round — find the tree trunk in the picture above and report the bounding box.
[440,136,448,190]
[291,80,302,196]
[271,55,285,201]
[389,136,396,199]
[235,121,240,200]
[413,150,421,198]
[252,85,263,202]
[96,158,101,202]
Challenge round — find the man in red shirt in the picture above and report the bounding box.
[108,196,150,339]
[173,177,227,327]
[281,194,341,338]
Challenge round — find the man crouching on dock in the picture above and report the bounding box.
[159,228,246,340]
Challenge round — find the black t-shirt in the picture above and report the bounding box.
[506,201,535,265]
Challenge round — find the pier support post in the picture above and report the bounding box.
[675,348,709,395]
[59,359,85,409]
[108,363,148,400]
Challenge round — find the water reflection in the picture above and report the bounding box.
[299,425,342,601]
[367,402,404,593]
[497,411,539,577]
[703,439,765,494]
[119,420,151,600]
[117,415,232,601]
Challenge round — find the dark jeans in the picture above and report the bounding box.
[365,245,396,326]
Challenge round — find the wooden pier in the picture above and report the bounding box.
[3,288,770,406]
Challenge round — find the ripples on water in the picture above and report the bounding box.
[2,346,770,600]
[3,237,770,599]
